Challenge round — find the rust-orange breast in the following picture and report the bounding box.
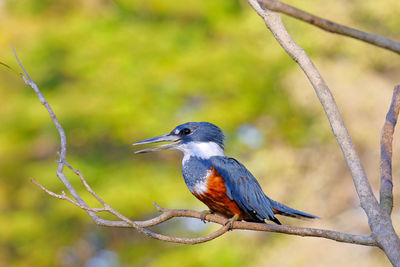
[193,167,250,220]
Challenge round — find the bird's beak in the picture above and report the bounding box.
[132,133,181,154]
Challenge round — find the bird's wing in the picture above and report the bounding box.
[210,156,277,222]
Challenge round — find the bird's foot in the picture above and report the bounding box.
[225,214,239,231]
[200,210,213,223]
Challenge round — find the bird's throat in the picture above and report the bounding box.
[178,141,224,163]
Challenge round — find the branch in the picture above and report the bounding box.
[32,176,376,246]
[247,2,400,264]
[380,85,400,215]
[258,0,400,55]
[247,0,380,222]
[11,45,105,226]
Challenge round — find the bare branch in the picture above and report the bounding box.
[247,0,379,221]
[146,205,377,246]
[380,85,400,215]
[31,175,231,244]
[32,176,376,246]
[247,1,400,264]
[258,0,400,55]
[63,159,107,206]
[11,46,113,225]
[12,46,77,202]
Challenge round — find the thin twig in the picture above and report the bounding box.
[380,85,400,215]
[11,46,106,224]
[63,159,106,205]
[31,178,107,212]
[258,0,400,55]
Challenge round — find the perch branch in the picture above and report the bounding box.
[258,0,400,55]
[380,85,400,215]
[32,176,376,246]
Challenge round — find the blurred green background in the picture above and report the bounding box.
[1,0,400,266]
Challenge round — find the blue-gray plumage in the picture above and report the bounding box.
[133,122,317,225]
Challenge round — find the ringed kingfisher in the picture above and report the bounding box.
[133,122,317,227]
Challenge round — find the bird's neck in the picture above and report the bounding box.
[177,141,224,164]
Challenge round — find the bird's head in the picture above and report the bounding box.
[133,122,225,158]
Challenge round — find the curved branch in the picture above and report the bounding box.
[11,46,99,221]
[380,85,400,215]
[258,0,400,55]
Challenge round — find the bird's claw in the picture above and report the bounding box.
[200,210,212,223]
[225,214,239,231]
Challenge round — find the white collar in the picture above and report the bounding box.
[175,141,224,163]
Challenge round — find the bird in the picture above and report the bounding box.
[133,122,317,227]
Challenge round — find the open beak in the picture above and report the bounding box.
[132,133,181,154]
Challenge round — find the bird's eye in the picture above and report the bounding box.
[181,128,191,135]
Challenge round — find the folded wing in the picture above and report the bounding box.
[210,157,281,224]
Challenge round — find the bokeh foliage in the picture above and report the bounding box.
[1,0,399,266]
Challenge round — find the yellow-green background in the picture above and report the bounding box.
[1,0,399,266]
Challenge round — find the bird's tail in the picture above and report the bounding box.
[270,200,318,220]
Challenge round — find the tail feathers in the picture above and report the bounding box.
[271,200,318,220]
